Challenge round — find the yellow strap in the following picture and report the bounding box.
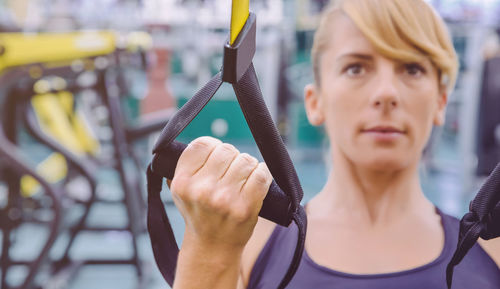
[230,0,250,45]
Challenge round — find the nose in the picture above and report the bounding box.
[370,66,399,111]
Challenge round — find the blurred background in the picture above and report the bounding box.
[0,0,499,288]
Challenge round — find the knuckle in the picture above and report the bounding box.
[231,206,252,223]
[190,136,220,151]
[190,180,215,202]
[211,191,232,211]
[170,173,189,196]
[252,166,270,185]
[219,143,238,154]
[239,153,258,166]
[194,179,215,196]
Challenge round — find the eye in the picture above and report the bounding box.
[344,63,366,77]
[404,63,426,77]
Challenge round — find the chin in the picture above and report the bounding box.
[354,152,414,172]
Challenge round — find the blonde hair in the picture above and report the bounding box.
[312,0,459,93]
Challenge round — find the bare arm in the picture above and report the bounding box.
[479,238,500,268]
[173,236,242,288]
[239,218,277,287]
[173,213,275,289]
[170,136,272,289]
[173,200,276,289]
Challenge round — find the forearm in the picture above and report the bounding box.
[173,237,243,289]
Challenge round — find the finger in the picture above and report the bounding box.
[175,136,222,177]
[240,162,272,205]
[196,142,240,180]
[221,153,259,191]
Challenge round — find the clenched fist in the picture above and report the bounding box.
[170,136,272,251]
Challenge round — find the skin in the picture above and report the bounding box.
[299,12,447,273]
[170,137,272,288]
[170,12,500,289]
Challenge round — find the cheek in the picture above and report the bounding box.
[322,89,364,144]
[411,98,434,122]
[324,89,358,123]
[406,91,440,144]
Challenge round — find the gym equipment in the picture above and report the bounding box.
[476,56,500,176]
[446,162,500,288]
[0,70,63,289]
[146,1,307,289]
[0,31,170,289]
[144,4,500,288]
[0,32,115,72]
[0,32,115,288]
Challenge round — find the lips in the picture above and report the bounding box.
[362,126,405,134]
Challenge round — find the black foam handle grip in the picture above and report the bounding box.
[151,140,293,226]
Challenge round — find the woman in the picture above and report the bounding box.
[168,0,500,288]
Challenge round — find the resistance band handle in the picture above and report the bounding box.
[223,12,256,84]
[446,161,500,288]
[151,140,293,227]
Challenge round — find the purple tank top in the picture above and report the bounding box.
[248,208,500,289]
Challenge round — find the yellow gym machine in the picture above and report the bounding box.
[0,30,166,289]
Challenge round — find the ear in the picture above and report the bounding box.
[433,90,448,126]
[304,83,325,126]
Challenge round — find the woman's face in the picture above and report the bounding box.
[305,14,447,171]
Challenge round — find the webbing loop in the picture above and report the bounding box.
[147,4,307,288]
[446,162,500,288]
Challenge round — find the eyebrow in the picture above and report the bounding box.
[336,53,374,62]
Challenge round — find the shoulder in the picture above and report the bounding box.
[478,238,500,268]
[239,217,277,288]
[440,211,500,268]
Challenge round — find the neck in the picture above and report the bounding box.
[311,152,434,227]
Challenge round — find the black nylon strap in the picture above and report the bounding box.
[147,166,177,285]
[232,63,306,289]
[147,62,307,289]
[277,206,308,289]
[153,72,223,153]
[232,63,303,216]
[446,162,500,288]
[147,72,223,287]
